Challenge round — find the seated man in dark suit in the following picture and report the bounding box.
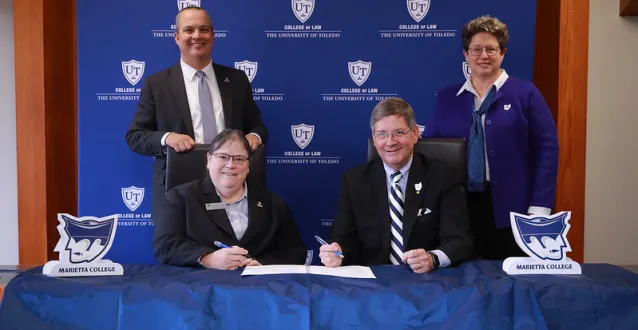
[320,98,473,273]
[153,130,306,269]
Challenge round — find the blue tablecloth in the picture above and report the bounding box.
[1,261,637,329]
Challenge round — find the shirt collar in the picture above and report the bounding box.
[180,59,215,82]
[456,69,509,96]
[382,154,413,180]
[215,182,248,205]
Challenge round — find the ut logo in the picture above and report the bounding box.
[407,0,431,23]
[291,123,315,149]
[348,61,372,87]
[121,186,145,212]
[292,0,315,23]
[178,0,201,11]
[234,60,258,83]
[121,60,145,86]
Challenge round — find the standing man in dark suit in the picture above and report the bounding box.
[125,6,267,223]
[320,98,472,273]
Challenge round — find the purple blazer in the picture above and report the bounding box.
[423,77,559,228]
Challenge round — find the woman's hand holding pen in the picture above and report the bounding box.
[203,246,249,270]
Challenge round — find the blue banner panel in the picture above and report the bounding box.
[77,0,537,264]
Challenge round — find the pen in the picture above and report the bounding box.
[314,235,344,258]
[213,241,253,259]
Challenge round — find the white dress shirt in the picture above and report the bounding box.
[161,59,262,146]
[216,184,249,240]
[180,59,225,143]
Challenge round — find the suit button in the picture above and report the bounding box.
[488,150,495,156]
[486,119,492,125]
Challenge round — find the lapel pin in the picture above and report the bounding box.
[224,77,230,83]
[415,182,422,195]
[257,201,263,208]
[504,104,511,111]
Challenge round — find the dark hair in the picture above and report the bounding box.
[207,129,251,158]
[461,15,509,52]
[175,6,214,32]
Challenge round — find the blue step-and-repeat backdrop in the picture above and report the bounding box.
[77,0,537,264]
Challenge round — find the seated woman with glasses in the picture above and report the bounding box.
[153,129,307,269]
[424,15,558,260]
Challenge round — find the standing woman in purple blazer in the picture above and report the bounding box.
[424,15,559,260]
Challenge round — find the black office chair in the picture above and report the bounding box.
[165,144,266,192]
[367,138,467,185]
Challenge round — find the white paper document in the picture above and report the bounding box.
[241,265,307,275]
[306,265,376,279]
[241,265,376,279]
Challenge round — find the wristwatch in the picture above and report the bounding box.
[428,252,440,270]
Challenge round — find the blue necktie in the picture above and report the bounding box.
[467,86,497,192]
[196,71,218,144]
[389,171,404,265]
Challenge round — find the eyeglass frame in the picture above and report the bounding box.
[210,152,251,165]
[372,127,413,140]
[467,46,501,56]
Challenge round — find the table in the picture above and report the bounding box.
[0,266,29,303]
[1,261,637,329]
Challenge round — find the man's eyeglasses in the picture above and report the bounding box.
[468,46,500,56]
[373,128,412,140]
[211,153,250,165]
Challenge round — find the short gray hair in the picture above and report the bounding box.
[370,97,416,131]
[175,6,213,32]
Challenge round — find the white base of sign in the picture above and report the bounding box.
[503,257,582,275]
[43,259,123,277]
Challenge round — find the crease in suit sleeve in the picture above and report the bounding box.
[153,188,215,267]
[125,78,167,157]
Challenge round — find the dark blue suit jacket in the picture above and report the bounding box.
[424,77,559,228]
[153,178,307,267]
[330,154,473,266]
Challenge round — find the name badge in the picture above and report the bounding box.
[205,202,226,211]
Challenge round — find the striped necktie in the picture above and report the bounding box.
[389,170,404,265]
[196,71,218,143]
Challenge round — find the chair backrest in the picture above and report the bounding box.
[165,144,266,192]
[366,138,467,185]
